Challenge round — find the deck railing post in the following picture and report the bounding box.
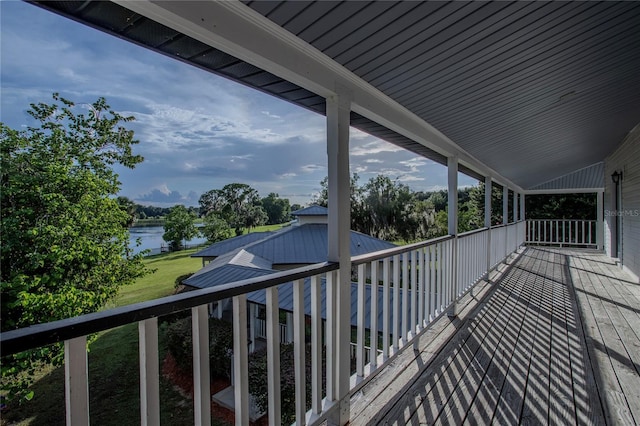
[192,305,211,426]
[65,336,89,426]
[139,318,160,426]
[266,287,281,425]
[232,296,249,426]
[597,191,604,250]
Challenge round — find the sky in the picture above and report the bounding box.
[1,1,477,207]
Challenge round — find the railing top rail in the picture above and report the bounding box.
[1,261,338,356]
[458,227,489,238]
[526,218,596,222]
[351,235,454,265]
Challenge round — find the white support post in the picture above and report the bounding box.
[232,296,249,426]
[401,252,409,344]
[139,318,160,426]
[513,191,518,223]
[293,279,306,425]
[65,336,89,426]
[447,156,458,317]
[266,287,281,426]
[484,176,493,281]
[520,192,525,222]
[369,263,378,369]
[192,305,211,426]
[597,191,604,250]
[326,91,351,425]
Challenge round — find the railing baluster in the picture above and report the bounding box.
[139,318,159,426]
[382,257,390,359]
[369,262,378,369]
[418,247,425,328]
[65,336,89,426]
[232,297,248,426]
[393,254,400,351]
[192,305,212,426]
[325,271,335,401]
[410,250,417,335]
[425,247,432,322]
[266,286,282,425]
[356,264,366,378]
[293,279,306,425]
[430,245,436,317]
[401,252,409,344]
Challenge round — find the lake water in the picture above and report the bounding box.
[128,226,208,255]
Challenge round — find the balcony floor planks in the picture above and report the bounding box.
[349,247,640,426]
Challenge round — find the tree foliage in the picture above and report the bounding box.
[201,211,234,243]
[199,183,267,235]
[162,205,199,250]
[261,192,291,225]
[0,93,147,399]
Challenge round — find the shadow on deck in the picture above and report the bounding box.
[350,247,640,425]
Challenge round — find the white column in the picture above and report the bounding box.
[520,193,525,221]
[597,191,604,250]
[447,157,458,317]
[326,91,351,425]
[502,186,509,225]
[513,191,518,222]
[484,177,492,278]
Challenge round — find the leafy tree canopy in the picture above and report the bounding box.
[199,183,267,235]
[261,192,291,225]
[1,94,148,399]
[162,205,199,250]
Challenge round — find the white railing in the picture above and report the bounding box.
[525,219,596,247]
[1,223,526,426]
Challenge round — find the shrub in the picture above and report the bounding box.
[248,343,326,425]
[164,316,234,380]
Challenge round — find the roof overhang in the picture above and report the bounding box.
[30,1,640,192]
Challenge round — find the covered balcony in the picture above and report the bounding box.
[2,2,639,425]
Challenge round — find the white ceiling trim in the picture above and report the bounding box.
[115,0,523,191]
[526,188,604,195]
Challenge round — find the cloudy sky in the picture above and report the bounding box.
[1,1,476,206]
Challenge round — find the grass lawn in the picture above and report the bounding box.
[2,248,225,426]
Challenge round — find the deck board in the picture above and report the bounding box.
[350,247,640,426]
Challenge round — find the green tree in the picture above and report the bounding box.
[117,195,138,227]
[199,183,267,235]
[163,205,199,250]
[261,192,291,225]
[1,93,147,400]
[201,212,234,243]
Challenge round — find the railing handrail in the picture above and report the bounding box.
[527,218,596,223]
[352,234,454,265]
[458,227,489,238]
[0,261,338,356]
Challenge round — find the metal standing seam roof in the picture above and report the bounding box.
[247,278,411,331]
[291,205,328,216]
[191,231,274,258]
[184,264,275,290]
[528,162,604,191]
[241,224,396,265]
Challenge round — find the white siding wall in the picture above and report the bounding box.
[604,123,640,281]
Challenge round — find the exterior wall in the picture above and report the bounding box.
[604,123,640,281]
[296,215,328,225]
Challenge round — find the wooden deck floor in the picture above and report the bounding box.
[349,247,640,425]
